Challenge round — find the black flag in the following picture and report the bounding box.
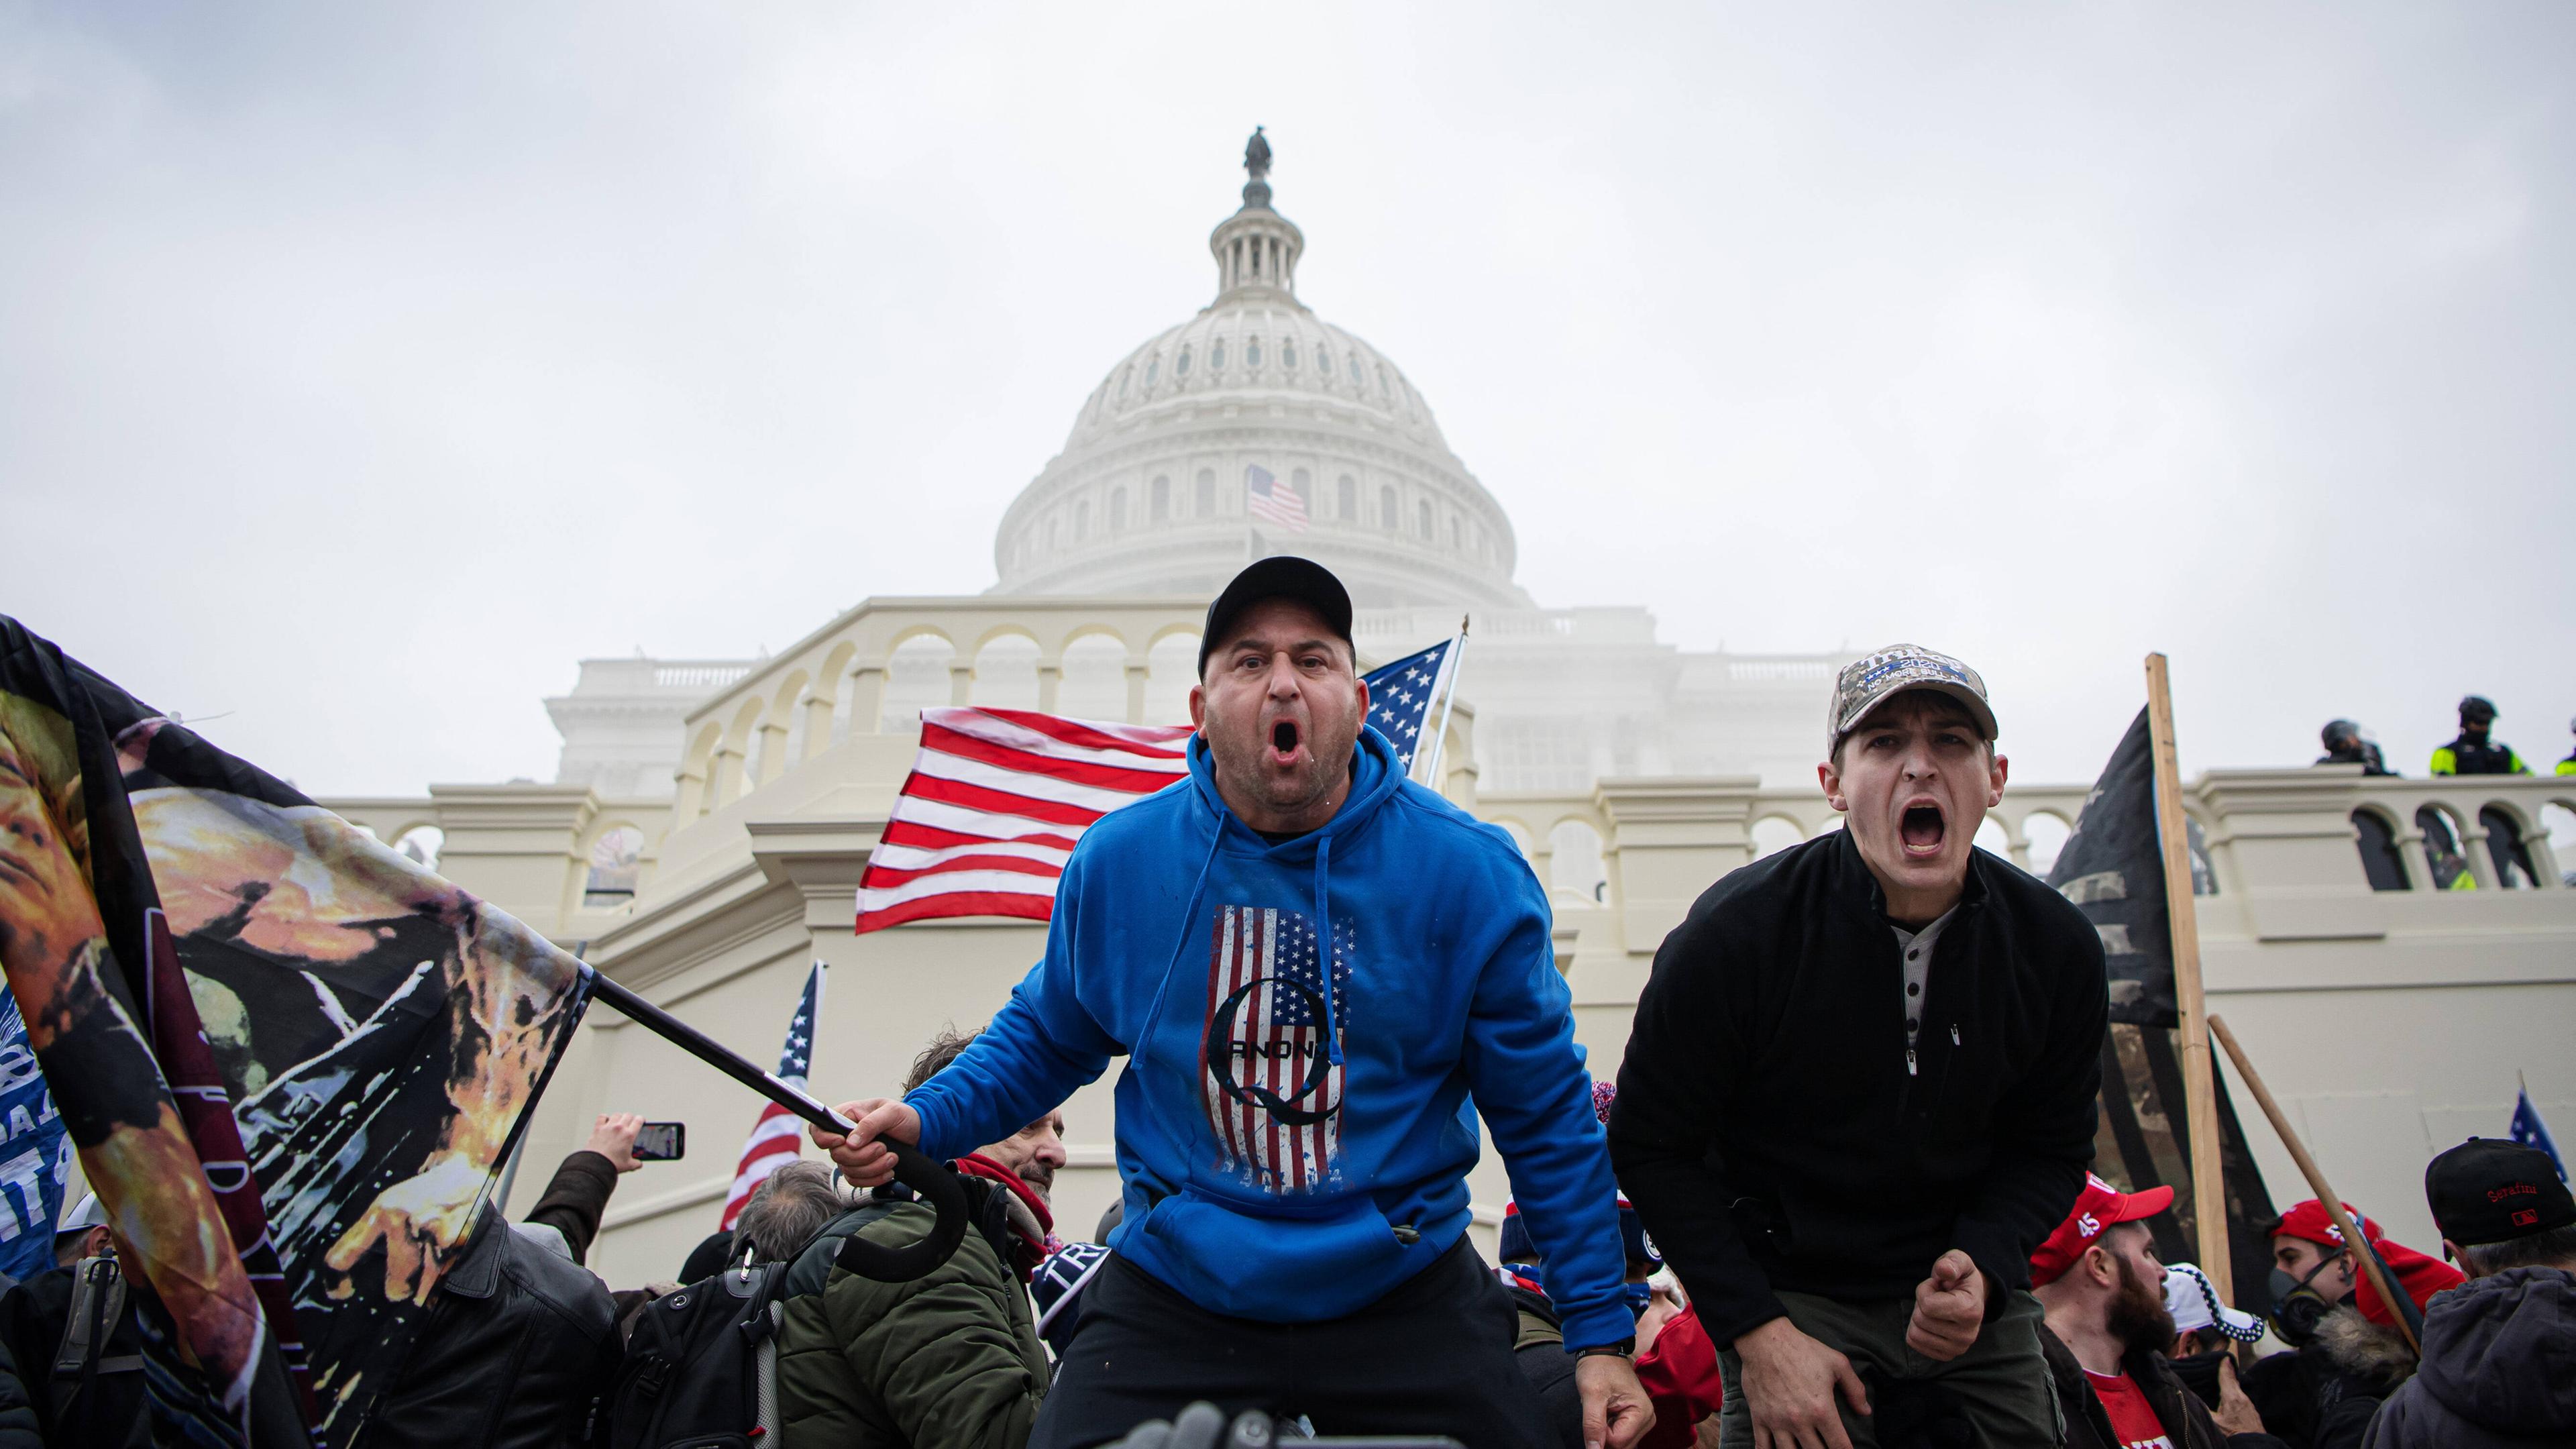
[2050,708,2275,1309]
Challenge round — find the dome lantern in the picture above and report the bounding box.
[1210,127,1304,307]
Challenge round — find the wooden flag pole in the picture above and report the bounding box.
[2145,652,2233,1301]
[2210,1013,2420,1354]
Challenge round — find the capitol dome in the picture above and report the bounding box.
[993,132,1532,612]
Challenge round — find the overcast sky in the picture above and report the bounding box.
[5,2,2570,799]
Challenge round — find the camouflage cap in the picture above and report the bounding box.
[1827,644,1998,756]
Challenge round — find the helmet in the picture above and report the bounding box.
[2321,719,2362,751]
[2459,695,2498,725]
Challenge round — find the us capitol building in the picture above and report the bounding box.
[547,135,1852,810]
[325,137,2575,1287]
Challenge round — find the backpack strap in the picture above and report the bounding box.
[50,1255,136,1425]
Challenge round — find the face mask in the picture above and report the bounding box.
[2268,1254,2343,1347]
[1623,1282,1655,1320]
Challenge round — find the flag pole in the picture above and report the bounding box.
[2146,652,2232,1301]
[1419,615,1469,789]
[2210,1014,2420,1353]
[582,966,971,1282]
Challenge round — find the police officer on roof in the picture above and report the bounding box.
[2429,696,2530,776]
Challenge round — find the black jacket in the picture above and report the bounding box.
[0,1260,152,1448]
[2041,1326,2289,1449]
[360,1203,622,1449]
[525,1149,622,1266]
[2241,1305,2418,1449]
[2361,1267,2576,1448]
[1609,830,2106,1346]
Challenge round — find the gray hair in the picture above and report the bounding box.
[731,1161,852,1265]
[2458,1223,2576,1277]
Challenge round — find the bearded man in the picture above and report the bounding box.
[814,557,1652,1449]
[2031,1175,2280,1448]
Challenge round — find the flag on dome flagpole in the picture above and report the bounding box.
[1245,464,1307,533]
[2511,1077,2566,1181]
[855,707,1193,931]
[720,960,827,1231]
[1361,625,1466,786]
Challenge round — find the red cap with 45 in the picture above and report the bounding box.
[2030,1173,2176,1287]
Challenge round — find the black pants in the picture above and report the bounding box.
[1030,1238,1554,1449]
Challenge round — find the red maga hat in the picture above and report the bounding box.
[2031,1173,2176,1287]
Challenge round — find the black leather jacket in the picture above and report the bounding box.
[360,1203,621,1448]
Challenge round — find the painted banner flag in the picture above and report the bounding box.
[1360,635,1463,784]
[854,707,1191,932]
[721,960,826,1230]
[0,615,590,1446]
[0,984,69,1282]
[1199,904,1352,1193]
[1244,464,1309,533]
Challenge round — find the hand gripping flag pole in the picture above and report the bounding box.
[580,967,968,1282]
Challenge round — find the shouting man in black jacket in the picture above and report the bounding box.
[1610,644,2107,1449]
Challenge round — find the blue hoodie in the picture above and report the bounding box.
[905,725,1633,1349]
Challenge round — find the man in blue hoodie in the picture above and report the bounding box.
[815,557,1652,1449]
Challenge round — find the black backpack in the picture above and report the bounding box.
[604,1259,790,1449]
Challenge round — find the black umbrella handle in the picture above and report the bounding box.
[582,967,967,1281]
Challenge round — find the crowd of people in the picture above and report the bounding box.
[1,555,2567,1448]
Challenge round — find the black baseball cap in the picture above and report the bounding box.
[2426,1138,2575,1247]
[1197,557,1354,674]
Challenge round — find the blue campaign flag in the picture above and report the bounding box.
[1360,633,1464,782]
[2511,1088,2566,1182]
[0,983,70,1279]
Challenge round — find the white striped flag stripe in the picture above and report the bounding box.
[719,960,826,1232]
[856,706,1193,932]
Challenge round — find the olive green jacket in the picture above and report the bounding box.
[775,1199,1049,1449]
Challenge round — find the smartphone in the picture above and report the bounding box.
[633,1122,686,1161]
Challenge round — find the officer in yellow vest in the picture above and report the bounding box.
[2430,696,2530,776]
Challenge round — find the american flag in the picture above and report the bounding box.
[720,959,826,1232]
[1362,633,1464,782]
[1244,464,1308,533]
[855,706,1194,931]
[1201,904,1353,1193]
[2512,1086,2567,1181]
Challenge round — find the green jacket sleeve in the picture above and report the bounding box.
[839,1250,1045,1449]
[777,1208,1046,1449]
[2428,747,2457,775]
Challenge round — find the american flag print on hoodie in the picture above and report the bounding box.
[1200,904,1353,1192]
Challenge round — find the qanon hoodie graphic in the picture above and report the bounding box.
[1198,904,1352,1192]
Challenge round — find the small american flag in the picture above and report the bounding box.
[720,959,826,1232]
[1244,464,1309,533]
[1201,904,1352,1193]
[1361,634,1463,782]
[2512,1087,2567,1181]
[855,707,1193,931]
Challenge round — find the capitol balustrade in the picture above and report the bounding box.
[1479,769,2571,985]
[663,595,1218,822]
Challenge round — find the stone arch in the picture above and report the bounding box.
[2349,804,2412,891]
[2019,810,2073,877]
[1144,632,1201,726]
[1548,818,1609,905]
[972,631,1042,710]
[393,824,445,872]
[882,634,958,733]
[1750,816,1803,860]
[1973,817,2010,857]
[1057,631,1130,721]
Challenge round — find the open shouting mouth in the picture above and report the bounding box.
[1900,798,1948,859]
[1269,717,1304,767]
